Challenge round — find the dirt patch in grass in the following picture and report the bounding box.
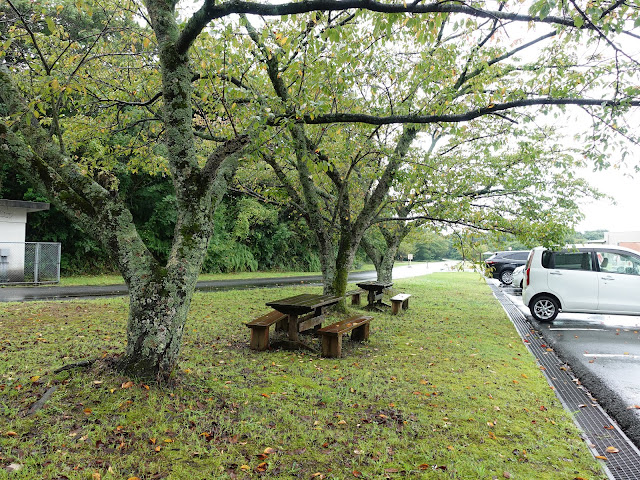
[0,273,605,479]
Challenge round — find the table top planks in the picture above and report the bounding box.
[266,293,343,316]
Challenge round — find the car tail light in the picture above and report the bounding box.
[525,267,530,286]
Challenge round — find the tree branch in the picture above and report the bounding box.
[297,97,640,125]
[177,0,588,54]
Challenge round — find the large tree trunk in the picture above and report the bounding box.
[377,244,399,283]
[361,219,413,283]
[123,275,196,376]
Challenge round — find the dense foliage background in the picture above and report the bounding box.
[3,165,607,275]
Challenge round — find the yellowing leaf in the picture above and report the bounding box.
[595,455,608,460]
[30,376,40,382]
[264,447,276,454]
[606,446,620,453]
[143,37,151,49]
[121,381,134,389]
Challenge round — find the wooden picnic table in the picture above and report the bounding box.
[356,280,393,311]
[266,293,342,342]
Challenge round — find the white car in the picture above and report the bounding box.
[511,265,525,288]
[522,245,640,322]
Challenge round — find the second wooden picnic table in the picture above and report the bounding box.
[356,280,393,311]
[266,293,342,342]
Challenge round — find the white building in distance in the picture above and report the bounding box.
[604,231,640,253]
[0,199,50,281]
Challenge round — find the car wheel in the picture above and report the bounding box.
[500,269,514,285]
[530,295,559,322]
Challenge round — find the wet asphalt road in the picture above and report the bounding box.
[0,260,458,302]
[499,283,640,444]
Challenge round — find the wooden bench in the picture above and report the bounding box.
[317,315,373,358]
[246,310,287,351]
[390,293,411,315]
[345,289,365,306]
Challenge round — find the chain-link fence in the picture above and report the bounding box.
[0,242,61,284]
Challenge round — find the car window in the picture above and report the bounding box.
[548,252,593,271]
[597,251,640,276]
[503,252,527,261]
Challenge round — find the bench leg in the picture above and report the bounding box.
[351,293,361,306]
[391,300,402,315]
[321,333,342,358]
[351,323,370,342]
[402,299,409,310]
[249,326,269,351]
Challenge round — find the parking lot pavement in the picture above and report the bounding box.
[490,281,640,479]
[494,280,640,449]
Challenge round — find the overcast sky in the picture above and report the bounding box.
[576,165,639,233]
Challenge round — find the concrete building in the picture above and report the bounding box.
[0,199,50,282]
[604,231,640,253]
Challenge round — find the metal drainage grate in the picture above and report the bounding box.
[490,284,640,480]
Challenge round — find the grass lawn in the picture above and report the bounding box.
[53,262,418,287]
[0,273,604,479]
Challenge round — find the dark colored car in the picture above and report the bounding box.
[485,250,530,285]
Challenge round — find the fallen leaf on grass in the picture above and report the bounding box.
[6,431,18,437]
[121,381,134,389]
[264,447,276,454]
[418,464,430,470]
[92,473,101,480]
